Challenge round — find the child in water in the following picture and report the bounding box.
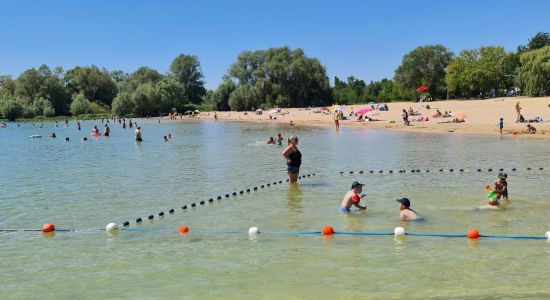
[489,173,509,206]
[340,181,367,213]
[396,198,420,220]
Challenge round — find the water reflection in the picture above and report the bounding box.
[286,184,303,213]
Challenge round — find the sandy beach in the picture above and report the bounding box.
[185,96,550,138]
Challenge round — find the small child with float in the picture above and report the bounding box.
[340,181,367,213]
[485,172,509,207]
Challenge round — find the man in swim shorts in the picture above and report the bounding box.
[340,181,367,213]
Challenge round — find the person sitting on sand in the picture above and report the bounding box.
[490,173,509,206]
[340,181,367,213]
[443,111,451,118]
[267,137,276,144]
[433,110,442,118]
[518,114,525,123]
[396,198,420,220]
[290,120,295,126]
[527,124,537,134]
[408,107,414,116]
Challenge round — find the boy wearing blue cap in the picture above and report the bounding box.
[340,181,367,213]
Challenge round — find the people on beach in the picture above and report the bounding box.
[282,135,301,183]
[340,181,367,213]
[267,137,276,144]
[290,120,295,126]
[333,110,340,129]
[516,101,522,122]
[396,198,420,220]
[489,173,509,206]
[498,118,504,135]
[402,109,410,126]
[104,124,110,136]
[135,126,143,142]
[527,124,536,134]
[433,110,442,118]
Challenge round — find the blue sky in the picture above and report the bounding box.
[1,0,549,89]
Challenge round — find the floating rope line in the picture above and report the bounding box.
[119,173,318,227]
[4,225,549,241]
[339,167,545,175]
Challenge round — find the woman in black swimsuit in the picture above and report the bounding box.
[282,135,301,183]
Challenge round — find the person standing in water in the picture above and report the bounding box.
[92,125,99,134]
[103,124,110,136]
[135,126,143,142]
[282,135,301,183]
[333,110,340,130]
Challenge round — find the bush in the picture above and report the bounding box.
[70,93,91,115]
[0,96,24,120]
[111,92,134,116]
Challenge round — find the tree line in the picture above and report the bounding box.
[1,32,549,120]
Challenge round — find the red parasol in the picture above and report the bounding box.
[416,86,429,92]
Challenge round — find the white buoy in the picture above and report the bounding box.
[394,227,405,236]
[248,227,259,236]
[545,231,550,240]
[106,223,119,233]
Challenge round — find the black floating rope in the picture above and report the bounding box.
[339,167,545,176]
[121,173,318,227]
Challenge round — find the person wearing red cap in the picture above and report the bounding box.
[340,181,367,213]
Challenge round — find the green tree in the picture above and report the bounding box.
[155,77,184,112]
[65,66,117,105]
[517,46,550,96]
[226,47,331,109]
[0,95,25,120]
[70,93,91,115]
[518,32,550,53]
[131,82,160,116]
[169,54,206,104]
[208,80,236,111]
[394,45,453,99]
[446,46,518,98]
[111,91,134,116]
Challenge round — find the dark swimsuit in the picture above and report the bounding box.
[287,148,301,174]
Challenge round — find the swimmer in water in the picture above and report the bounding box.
[489,173,509,206]
[164,136,168,141]
[168,133,172,139]
[92,126,99,134]
[267,137,276,144]
[135,126,143,142]
[276,133,283,145]
[65,137,70,141]
[104,124,110,136]
[340,181,367,213]
[396,198,420,220]
[81,137,88,141]
[49,133,56,138]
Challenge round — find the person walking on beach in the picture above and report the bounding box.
[135,126,143,142]
[515,102,522,123]
[103,124,110,137]
[498,118,504,135]
[402,109,409,126]
[333,110,340,129]
[282,135,301,183]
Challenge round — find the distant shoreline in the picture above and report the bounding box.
[166,96,550,139]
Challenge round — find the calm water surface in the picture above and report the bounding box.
[1,120,550,299]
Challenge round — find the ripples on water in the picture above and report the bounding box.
[1,120,550,299]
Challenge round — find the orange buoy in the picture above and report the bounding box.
[467,229,479,239]
[42,223,55,233]
[177,226,189,234]
[321,226,334,235]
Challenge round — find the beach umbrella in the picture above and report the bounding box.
[356,108,373,115]
[451,111,467,120]
[334,106,344,111]
[327,104,339,110]
[416,86,429,92]
[368,101,376,105]
[268,109,278,114]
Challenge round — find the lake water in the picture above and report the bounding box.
[1,120,550,299]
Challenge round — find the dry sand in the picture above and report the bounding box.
[181,96,550,138]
